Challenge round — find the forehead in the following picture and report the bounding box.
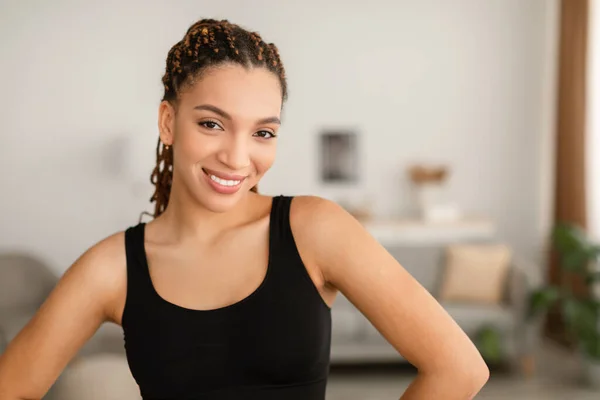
[180,64,283,117]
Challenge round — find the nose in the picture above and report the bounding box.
[217,134,250,171]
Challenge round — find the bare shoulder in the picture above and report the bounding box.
[288,195,357,243]
[288,195,352,229]
[288,196,359,292]
[62,230,128,322]
[288,194,343,216]
[69,231,127,287]
[289,195,378,281]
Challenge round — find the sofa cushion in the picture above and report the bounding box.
[439,244,512,304]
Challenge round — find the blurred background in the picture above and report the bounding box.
[1,0,600,398]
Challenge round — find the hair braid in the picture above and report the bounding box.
[148,139,173,218]
[147,18,287,219]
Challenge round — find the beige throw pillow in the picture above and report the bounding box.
[439,244,512,304]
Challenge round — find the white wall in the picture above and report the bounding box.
[0,0,558,274]
[588,0,600,241]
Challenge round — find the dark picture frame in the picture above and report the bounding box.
[319,130,358,183]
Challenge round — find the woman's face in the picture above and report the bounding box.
[160,64,283,213]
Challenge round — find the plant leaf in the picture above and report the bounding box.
[586,244,600,258]
[528,286,561,319]
[561,250,590,271]
[561,297,580,334]
[580,331,600,360]
[475,326,503,363]
[561,298,599,339]
[552,223,599,271]
[553,223,587,254]
[585,271,600,284]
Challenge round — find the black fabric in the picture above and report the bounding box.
[122,195,332,400]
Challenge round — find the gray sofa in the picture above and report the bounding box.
[330,244,538,368]
[0,253,58,355]
[0,253,125,358]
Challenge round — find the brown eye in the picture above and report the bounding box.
[253,130,276,139]
[199,120,223,130]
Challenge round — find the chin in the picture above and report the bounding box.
[197,190,248,213]
[197,172,259,213]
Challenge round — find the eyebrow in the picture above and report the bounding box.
[193,104,281,125]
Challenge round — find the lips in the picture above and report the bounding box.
[201,167,248,194]
[202,168,247,182]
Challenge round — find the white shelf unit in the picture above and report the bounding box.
[362,218,497,246]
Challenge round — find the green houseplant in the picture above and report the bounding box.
[474,324,504,365]
[528,222,600,387]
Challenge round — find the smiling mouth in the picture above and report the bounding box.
[202,168,245,187]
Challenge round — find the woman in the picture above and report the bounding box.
[0,18,488,399]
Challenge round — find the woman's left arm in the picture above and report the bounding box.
[291,197,489,400]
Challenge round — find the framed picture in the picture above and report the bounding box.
[319,130,358,183]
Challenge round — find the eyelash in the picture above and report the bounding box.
[198,120,277,139]
[199,120,222,131]
[254,131,277,139]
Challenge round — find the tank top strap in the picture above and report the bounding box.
[268,194,306,270]
[267,195,330,311]
[123,223,156,325]
[124,222,148,278]
[269,195,295,246]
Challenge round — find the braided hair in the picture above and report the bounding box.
[148,19,288,219]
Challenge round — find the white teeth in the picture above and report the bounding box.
[210,174,241,187]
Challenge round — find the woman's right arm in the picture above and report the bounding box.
[0,232,127,400]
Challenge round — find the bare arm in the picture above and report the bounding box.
[291,197,489,400]
[0,233,126,400]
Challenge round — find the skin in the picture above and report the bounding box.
[0,63,489,400]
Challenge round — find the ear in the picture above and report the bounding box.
[158,100,176,146]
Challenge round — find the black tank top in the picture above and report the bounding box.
[121,195,332,399]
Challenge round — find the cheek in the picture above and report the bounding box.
[176,126,217,162]
[252,142,277,174]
